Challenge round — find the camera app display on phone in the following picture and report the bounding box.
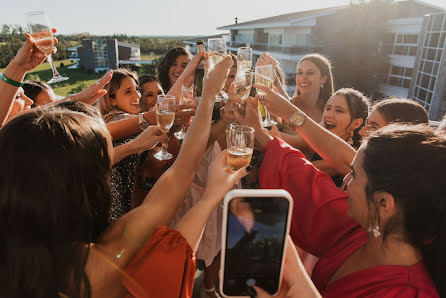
[222,196,290,296]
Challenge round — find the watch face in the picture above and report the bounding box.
[290,112,305,127]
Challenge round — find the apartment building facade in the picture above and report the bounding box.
[73,39,141,73]
[217,0,446,120]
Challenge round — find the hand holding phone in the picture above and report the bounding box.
[220,189,293,297]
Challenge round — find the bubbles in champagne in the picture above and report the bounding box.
[227,146,253,170]
[255,73,273,96]
[238,60,252,71]
[208,52,225,70]
[31,30,53,55]
[156,110,175,131]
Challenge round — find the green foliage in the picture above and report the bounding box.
[0,26,184,68]
[68,81,89,94]
[328,0,394,98]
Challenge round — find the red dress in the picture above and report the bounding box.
[259,138,438,297]
[122,226,196,298]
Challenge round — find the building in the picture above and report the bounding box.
[217,0,446,120]
[68,39,153,73]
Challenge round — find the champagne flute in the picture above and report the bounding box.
[208,38,227,70]
[233,69,254,102]
[226,125,254,171]
[174,84,195,140]
[154,95,176,161]
[255,65,276,127]
[25,11,69,84]
[237,47,252,71]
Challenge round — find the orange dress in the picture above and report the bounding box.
[122,226,196,298]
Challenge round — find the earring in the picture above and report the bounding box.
[348,130,354,146]
[368,225,381,238]
[321,83,324,89]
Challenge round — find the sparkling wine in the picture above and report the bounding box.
[32,30,53,55]
[238,60,252,71]
[255,73,273,96]
[156,110,175,131]
[227,146,253,170]
[208,52,225,69]
[235,85,251,101]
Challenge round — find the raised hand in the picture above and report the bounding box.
[202,55,233,100]
[129,125,168,154]
[73,70,113,105]
[11,29,58,73]
[204,150,248,201]
[174,103,196,125]
[254,84,296,120]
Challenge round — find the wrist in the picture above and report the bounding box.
[256,128,274,150]
[3,61,26,83]
[143,111,156,125]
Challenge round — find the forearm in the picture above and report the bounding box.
[207,120,226,148]
[106,111,155,141]
[0,61,26,126]
[174,192,218,252]
[112,142,137,165]
[291,114,355,176]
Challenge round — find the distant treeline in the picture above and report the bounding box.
[0,25,187,68]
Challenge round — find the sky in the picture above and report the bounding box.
[1,0,445,36]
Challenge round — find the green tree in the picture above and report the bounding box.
[329,0,394,98]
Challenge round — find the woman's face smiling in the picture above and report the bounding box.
[359,108,388,138]
[168,55,190,87]
[111,76,141,115]
[140,81,164,112]
[322,94,354,141]
[296,60,326,97]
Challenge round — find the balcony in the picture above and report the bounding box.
[229,41,320,56]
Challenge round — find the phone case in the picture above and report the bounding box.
[219,189,293,298]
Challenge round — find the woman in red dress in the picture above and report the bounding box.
[237,97,444,297]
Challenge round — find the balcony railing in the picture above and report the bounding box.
[229,41,320,55]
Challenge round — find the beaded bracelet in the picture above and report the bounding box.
[0,73,24,87]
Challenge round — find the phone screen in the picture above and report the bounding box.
[223,196,290,296]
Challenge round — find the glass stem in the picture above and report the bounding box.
[162,134,169,151]
[47,54,61,77]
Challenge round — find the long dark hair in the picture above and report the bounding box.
[362,125,446,296]
[0,108,112,298]
[156,47,191,92]
[295,53,334,111]
[333,88,370,147]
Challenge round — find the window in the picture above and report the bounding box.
[403,34,418,44]
[269,33,282,46]
[384,65,413,89]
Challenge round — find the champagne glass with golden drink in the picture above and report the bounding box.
[25,11,69,84]
[154,95,176,161]
[174,84,195,140]
[255,65,276,127]
[237,47,252,71]
[226,125,254,171]
[208,38,227,70]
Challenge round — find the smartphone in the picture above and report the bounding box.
[220,189,293,297]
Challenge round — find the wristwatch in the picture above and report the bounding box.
[289,110,306,128]
[138,113,150,130]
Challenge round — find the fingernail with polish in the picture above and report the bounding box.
[246,165,252,172]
